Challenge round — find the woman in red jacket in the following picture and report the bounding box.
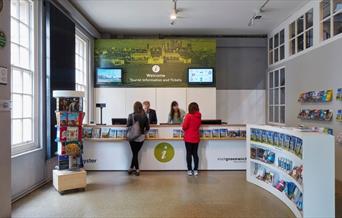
[182,102,201,176]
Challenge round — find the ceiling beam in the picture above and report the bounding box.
[55,0,101,38]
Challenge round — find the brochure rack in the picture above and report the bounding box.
[52,90,87,194]
[246,124,335,218]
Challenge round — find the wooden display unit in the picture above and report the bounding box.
[53,169,87,194]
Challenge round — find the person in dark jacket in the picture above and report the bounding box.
[182,102,201,176]
[143,101,158,124]
[127,101,150,176]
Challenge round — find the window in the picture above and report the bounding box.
[10,0,39,155]
[75,30,89,123]
[268,29,285,65]
[289,9,314,56]
[268,67,285,124]
[320,0,342,41]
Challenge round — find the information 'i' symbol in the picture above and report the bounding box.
[161,146,168,160]
[152,65,160,73]
[154,142,175,163]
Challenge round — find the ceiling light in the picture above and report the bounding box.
[170,13,177,20]
[170,6,177,21]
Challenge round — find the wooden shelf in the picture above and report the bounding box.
[84,137,246,142]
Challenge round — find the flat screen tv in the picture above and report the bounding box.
[95,68,123,86]
[187,68,215,86]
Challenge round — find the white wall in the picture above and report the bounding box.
[0,0,12,216]
[11,0,47,200]
[217,90,266,124]
[11,151,47,200]
[268,1,342,181]
[94,87,216,124]
[215,38,267,125]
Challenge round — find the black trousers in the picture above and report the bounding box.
[129,141,144,170]
[185,142,199,171]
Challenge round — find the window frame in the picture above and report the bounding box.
[10,0,41,156]
[75,29,90,123]
[320,0,342,41]
[268,67,286,126]
[289,8,314,56]
[268,29,285,66]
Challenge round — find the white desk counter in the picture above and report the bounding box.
[82,124,247,170]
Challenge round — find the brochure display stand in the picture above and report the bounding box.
[52,90,87,194]
[246,124,335,218]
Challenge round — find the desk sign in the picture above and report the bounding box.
[0,31,6,48]
[0,100,12,112]
[0,66,8,85]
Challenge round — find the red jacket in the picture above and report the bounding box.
[182,111,202,143]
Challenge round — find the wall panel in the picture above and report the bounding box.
[125,88,156,115]
[154,88,187,124]
[216,90,266,124]
[94,87,217,124]
[95,88,126,124]
[187,88,216,120]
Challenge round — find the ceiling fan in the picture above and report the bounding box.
[248,0,270,27]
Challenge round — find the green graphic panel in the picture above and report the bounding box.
[94,39,216,87]
[154,142,175,163]
[0,31,6,48]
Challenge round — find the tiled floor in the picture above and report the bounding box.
[11,171,305,218]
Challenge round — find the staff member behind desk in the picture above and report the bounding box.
[143,101,158,124]
[127,101,150,176]
[168,101,185,124]
[182,102,201,176]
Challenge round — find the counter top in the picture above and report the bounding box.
[84,137,246,142]
[84,124,247,128]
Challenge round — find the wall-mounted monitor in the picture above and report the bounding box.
[95,68,123,86]
[187,68,215,86]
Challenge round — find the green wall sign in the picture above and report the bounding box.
[0,31,6,48]
[154,142,175,163]
[94,39,216,87]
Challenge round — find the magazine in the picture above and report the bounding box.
[56,112,68,126]
[220,129,228,138]
[109,128,117,138]
[92,128,101,138]
[67,126,80,141]
[101,127,110,138]
[212,129,220,138]
[83,127,93,138]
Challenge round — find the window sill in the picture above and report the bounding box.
[267,122,286,127]
[11,146,43,159]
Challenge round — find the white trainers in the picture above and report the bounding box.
[193,170,199,176]
[187,170,193,176]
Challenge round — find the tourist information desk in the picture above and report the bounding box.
[82,124,247,170]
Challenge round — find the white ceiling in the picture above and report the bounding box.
[71,0,308,36]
